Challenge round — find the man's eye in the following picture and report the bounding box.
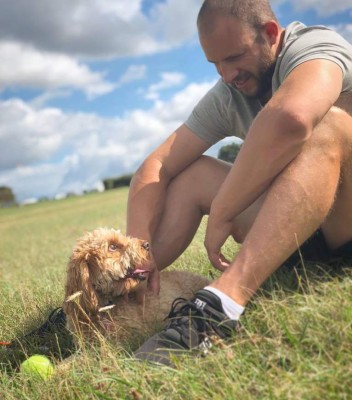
[108,243,119,252]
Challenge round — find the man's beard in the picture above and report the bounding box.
[255,60,276,100]
[242,41,277,101]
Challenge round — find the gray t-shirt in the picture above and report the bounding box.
[185,21,352,145]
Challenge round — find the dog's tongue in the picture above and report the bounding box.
[132,269,149,280]
[134,269,148,274]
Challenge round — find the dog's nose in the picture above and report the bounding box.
[142,241,150,251]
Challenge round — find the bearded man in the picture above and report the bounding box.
[127,0,352,365]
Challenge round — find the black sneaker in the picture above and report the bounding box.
[23,307,67,339]
[4,308,75,362]
[134,289,240,366]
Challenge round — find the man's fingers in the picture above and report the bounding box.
[209,252,231,271]
[218,253,231,269]
[147,269,160,295]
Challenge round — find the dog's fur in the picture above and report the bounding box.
[63,228,209,343]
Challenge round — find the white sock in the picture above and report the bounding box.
[204,286,245,320]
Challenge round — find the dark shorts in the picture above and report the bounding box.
[283,229,352,268]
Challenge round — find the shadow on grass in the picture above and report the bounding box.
[261,257,352,296]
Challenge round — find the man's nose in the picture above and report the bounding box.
[217,63,239,84]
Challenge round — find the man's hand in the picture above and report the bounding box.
[134,252,160,304]
[204,213,233,271]
[146,265,160,294]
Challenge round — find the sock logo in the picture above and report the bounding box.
[194,298,207,310]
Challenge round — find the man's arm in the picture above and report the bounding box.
[127,123,210,280]
[206,59,344,269]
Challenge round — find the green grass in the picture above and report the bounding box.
[0,188,351,399]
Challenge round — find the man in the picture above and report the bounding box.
[128,0,352,365]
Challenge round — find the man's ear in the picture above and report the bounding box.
[263,21,280,45]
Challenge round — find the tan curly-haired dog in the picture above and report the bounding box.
[63,228,209,344]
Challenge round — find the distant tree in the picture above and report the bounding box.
[218,142,242,163]
[103,174,134,190]
[0,186,16,207]
[83,189,99,195]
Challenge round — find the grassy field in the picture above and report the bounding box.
[0,188,351,399]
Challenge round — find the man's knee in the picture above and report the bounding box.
[308,107,352,163]
[318,107,352,141]
[169,155,213,187]
[166,155,230,212]
[166,155,211,202]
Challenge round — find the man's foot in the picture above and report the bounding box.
[134,289,240,366]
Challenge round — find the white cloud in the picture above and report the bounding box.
[0,79,216,202]
[0,99,64,169]
[153,80,217,123]
[0,41,115,98]
[273,0,351,16]
[296,0,351,16]
[118,65,147,85]
[0,0,201,59]
[0,0,348,63]
[29,90,71,109]
[149,0,202,46]
[0,0,204,97]
[145,72,186,101]
[95,0,142,22]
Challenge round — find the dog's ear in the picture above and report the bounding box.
[63,252,100,328]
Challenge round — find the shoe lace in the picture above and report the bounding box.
[166,297,212,337]
[165,296,237,342]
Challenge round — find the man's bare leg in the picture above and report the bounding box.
[151,155,264,269]
[210,108,352,305]
[151,156,230,268]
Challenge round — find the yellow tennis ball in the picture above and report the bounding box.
[21,355,54,380]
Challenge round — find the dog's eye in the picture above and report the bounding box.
[142,241,150,251]
[108,243,120,252]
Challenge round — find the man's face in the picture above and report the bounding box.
[199,16,277,99]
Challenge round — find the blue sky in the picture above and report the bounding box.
[0,0,351,203]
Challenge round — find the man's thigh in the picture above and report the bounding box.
[183,154,267,243]
[321,108,352,250]
[177,154,266,242]
[159,154,265,243]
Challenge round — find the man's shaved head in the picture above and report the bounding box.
[197,0,278,36]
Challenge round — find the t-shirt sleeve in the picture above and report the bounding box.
[185,80,261,145]
[278,27,352,93]
[185,80,234,145]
